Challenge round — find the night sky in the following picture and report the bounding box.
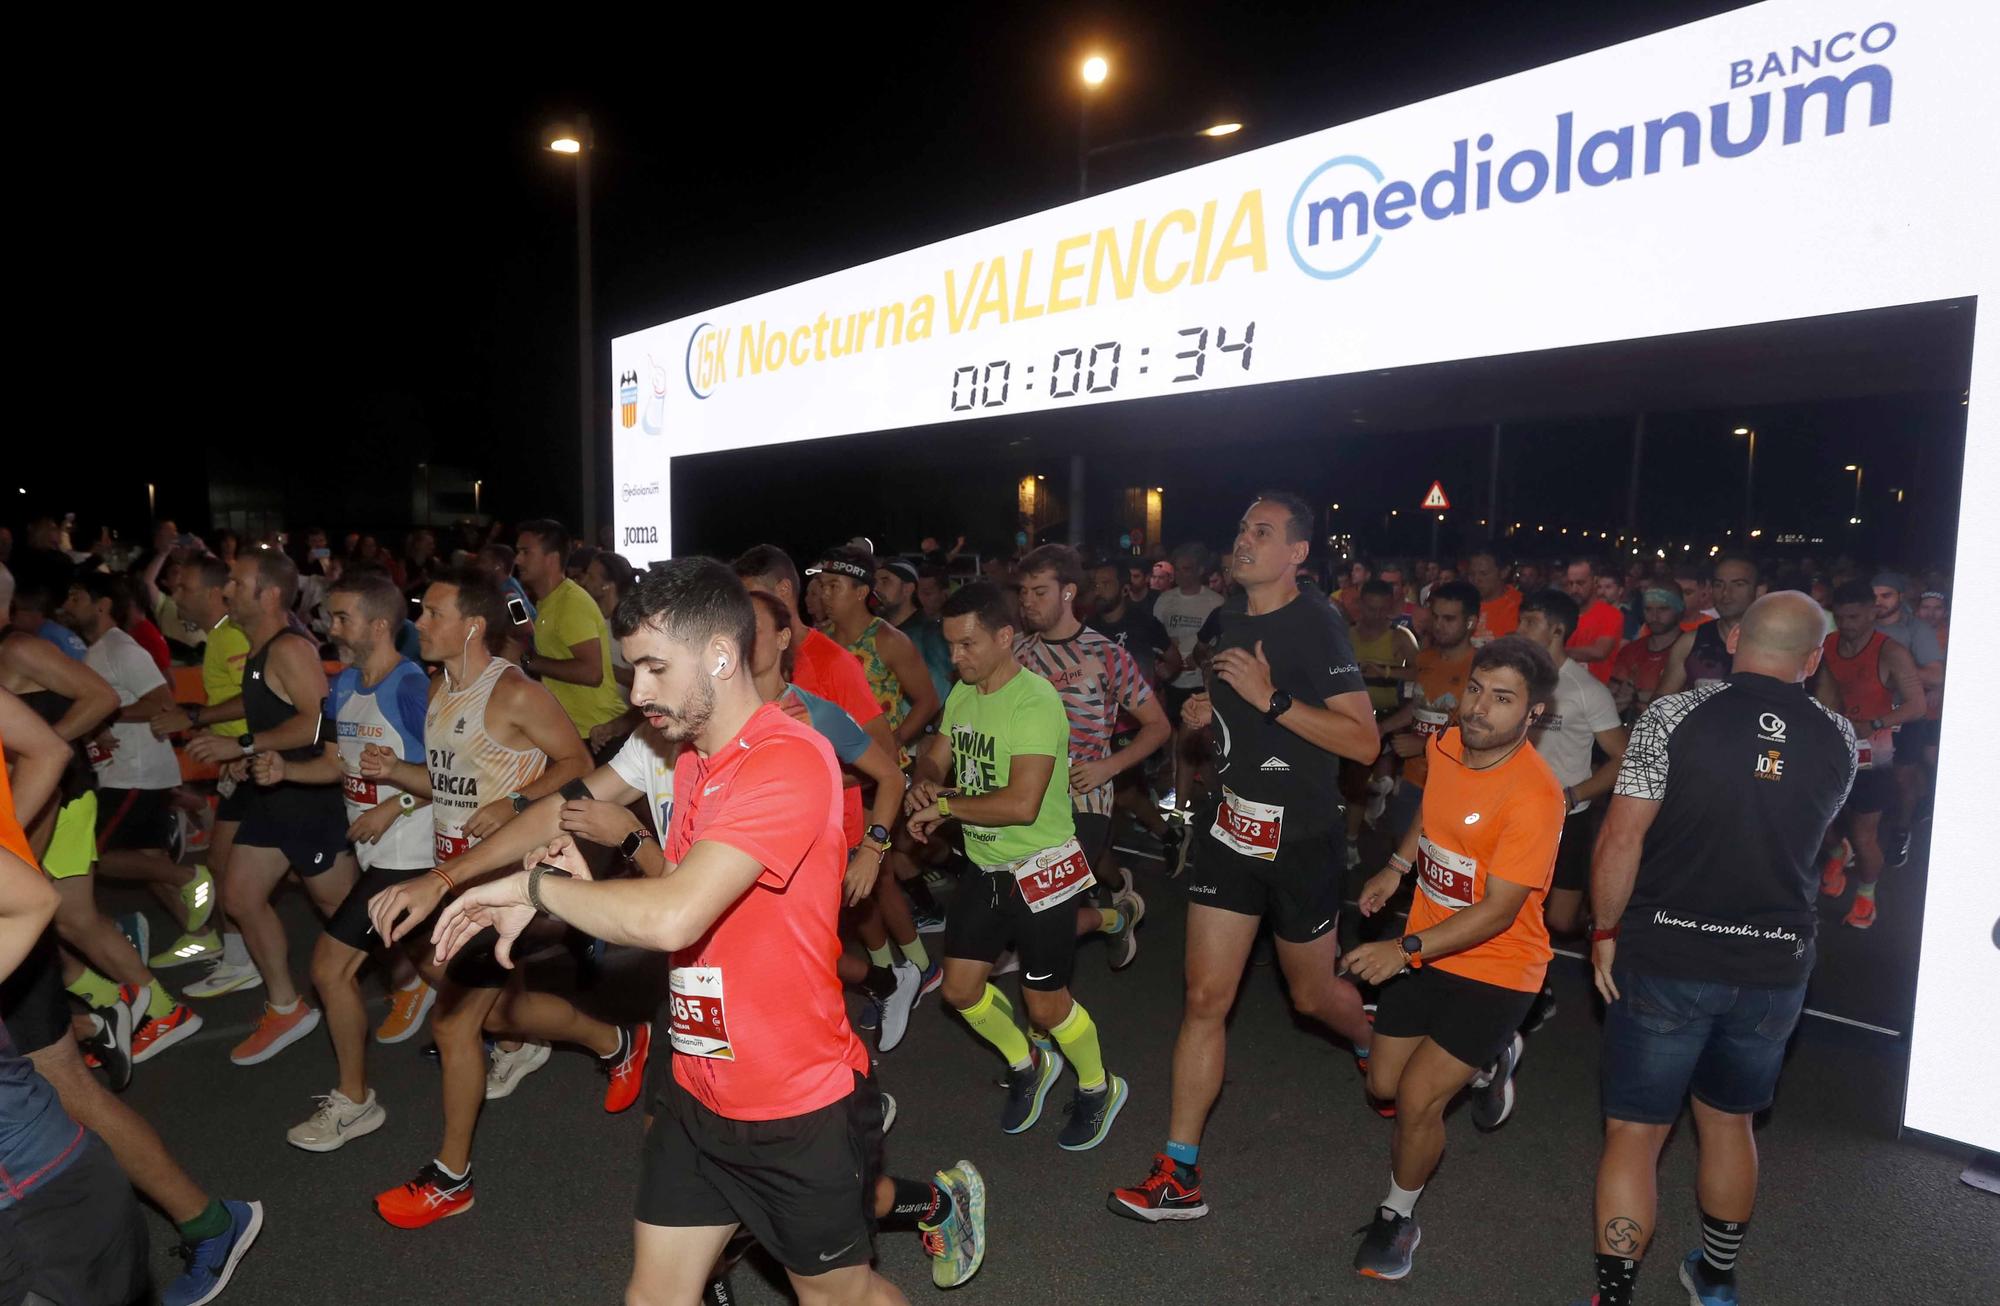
[30,0,1966,570]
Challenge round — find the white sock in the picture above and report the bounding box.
[1382,1174,1424,1218]
[222,932,252,968]
[269,996,301,1015]
[433,1157,469,1183]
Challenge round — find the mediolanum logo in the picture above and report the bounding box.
[1286,21,1897,281]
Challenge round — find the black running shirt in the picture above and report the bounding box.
[1205,587,1366,839]
[1613,673,1856,988]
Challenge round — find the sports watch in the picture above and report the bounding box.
[1400,934,1425,968]
[865,823,892,852]
[397,792,417,813]
[1264,690,1293,723]
[238,733,257,755]
[528,863,573,914]
[508,791,529,814]
[618,828,654,861]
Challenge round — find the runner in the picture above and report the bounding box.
[1562,557,1624,684]
[874,556,953,709]
[1013,544,1166,968]
[515,517,630,748]
[1153,544,1224,818]
[1344,635,1565,1281]
[1084,556,1180,869]
[909,580,1127,1150]
[1656,556,1758,697]
[811,544,942,761]
[1812,581,1924,930]
[429,557,986,1300]
[1375,580,1480,842]
[1577,592,1853,1306]
[1607,588,1685,724]
[276,572,438,1151]
[183,547,356,1066]
[1109,493,1378,1223]
[1345,580,1420,868]
[1516,590,1628,940]
[152,553,257,987]
[1466,547,1522,645]
[1673,565,1717,626]
[1868,572,1944,869]
[364,564,646,1226]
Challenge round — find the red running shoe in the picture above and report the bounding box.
[602,1023,650,1114]
[375,1163,474,1229]
[1107,1153,1209,1223]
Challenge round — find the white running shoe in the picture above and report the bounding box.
[485,1041,552,1100]
[287,1088,387,1152]
[183,958,264,999]
[877,961,921,1054]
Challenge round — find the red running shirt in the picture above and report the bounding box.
[664,703,869,1121]
[792,627,884,848]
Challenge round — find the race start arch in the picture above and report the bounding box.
[612,1,1999,1153]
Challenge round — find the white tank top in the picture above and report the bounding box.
[426,657,546,864]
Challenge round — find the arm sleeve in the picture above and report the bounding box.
[699,737,829,889]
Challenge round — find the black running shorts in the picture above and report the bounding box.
[0,932,70,1056]
[0,1135,150,1306]
[1183,812,1342,943]
[1550,805,1600,894]
[638,1069,883,1277]
[324,864,433,953]
[235,784,350,876]
[1845,767,1893,816]
[93,787,176,854]
[944,868,1081,992]
[1372,964,1536,1070]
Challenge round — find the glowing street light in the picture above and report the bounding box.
[1202,122,1242,137]
[546,116,598,540]
[547,136,581,154]
[1081,54,1109,86]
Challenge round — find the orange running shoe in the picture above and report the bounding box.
[131,1003,204,1063]
[1844,894,1877,929]
[230,1001,321,1066]
[602,1023,651,1114]
[375,979,436,1045]
[1820,841,1852,897]
[375,1162,474,1229]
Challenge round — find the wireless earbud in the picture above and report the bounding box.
[712,655,727,677]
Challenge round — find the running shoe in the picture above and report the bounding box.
[1521,984,1558,1034]
[1885,826,1911,869]
[601,1024,650,1113]
[877,960,921,1054]
[181,864,216,933]
[152,930,222,970]
[484,1040,551,1099]
[1819,841,1852,897]
[1160,825,1185,878]
[230,1001,318,1066]
[375,979,436,1044]
[917,958,943,999]
[116,912,150,963]
[912,907,948,935]
[81,1006,133,1092]
[130,999,204,1063]
[183,957,263,999]
[1057,1074,1129,1151]
[1000,1043,1065,1133]
[1353,1207,1422,1280]
[854,991,882,1032]
[1678,1250,1740,1304]
[1844,894,1877,930]
[287,1088,386,1152]
[921,1160,987,1289]
[881,1092,898,1136]
[162,1198,263,1306]
[1107,1153,1208,1222]
[374,1162,474,1229]
[1109,885,1146,972]
[1471,1032,1524,1130]
[991,949,1020,977]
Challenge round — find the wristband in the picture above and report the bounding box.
[529,863,574,915]
[1387,853,1413,876]
[430,866,456,894]
[179,702,206,726]
[1590,925,1620,942]
[559,776,593,803]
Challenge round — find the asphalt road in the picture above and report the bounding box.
[109,825,1995,1305]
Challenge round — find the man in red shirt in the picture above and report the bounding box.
[1562,558,1624,684]
[431,558,986,1301]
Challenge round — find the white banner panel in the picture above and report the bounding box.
[613,1,1999,1150]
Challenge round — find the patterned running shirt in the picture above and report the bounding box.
[1013,626,1154,816]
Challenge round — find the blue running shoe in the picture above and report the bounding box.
[163,1199,264,1306]
[1679,1250,1740,1304]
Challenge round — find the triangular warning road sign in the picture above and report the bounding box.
[1420,481,1451,511]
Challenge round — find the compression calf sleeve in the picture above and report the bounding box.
[1049,1000,1106,1090]
[958,984,1032,1069]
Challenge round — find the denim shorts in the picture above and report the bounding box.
[1600,969,1808,1124]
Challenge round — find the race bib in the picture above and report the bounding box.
[1211,787,1284,861]
[1413,707,1450,739]
[434,826,472,863]
[1416,835,1477,910]
[669,966,734,1060]
[1008,836,1096,913]
[1856,728,1893,771]
[343,773,378,805]
[86,738,113,768]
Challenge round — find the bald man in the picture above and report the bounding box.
[1573,592,1856,1306]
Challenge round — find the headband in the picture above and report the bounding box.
[806,558,871,582]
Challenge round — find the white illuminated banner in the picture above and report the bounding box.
[613,1,1999,1150]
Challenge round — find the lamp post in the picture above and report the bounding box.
[1844,463,1864,526]
[1733,426,1756,541]
[548,119,598,545]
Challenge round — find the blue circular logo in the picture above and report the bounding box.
[1287,154,1385,281]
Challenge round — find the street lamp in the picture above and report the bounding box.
[547,117,598,544]
[1734,426,1756,542]
[1078,55,1108,197]
[1844,463,1863,524]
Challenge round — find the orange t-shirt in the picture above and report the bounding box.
[1400,646,1473,789]
[1473,587,1522,644]
[0,729,42,870]
[1406,728,1565,993]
